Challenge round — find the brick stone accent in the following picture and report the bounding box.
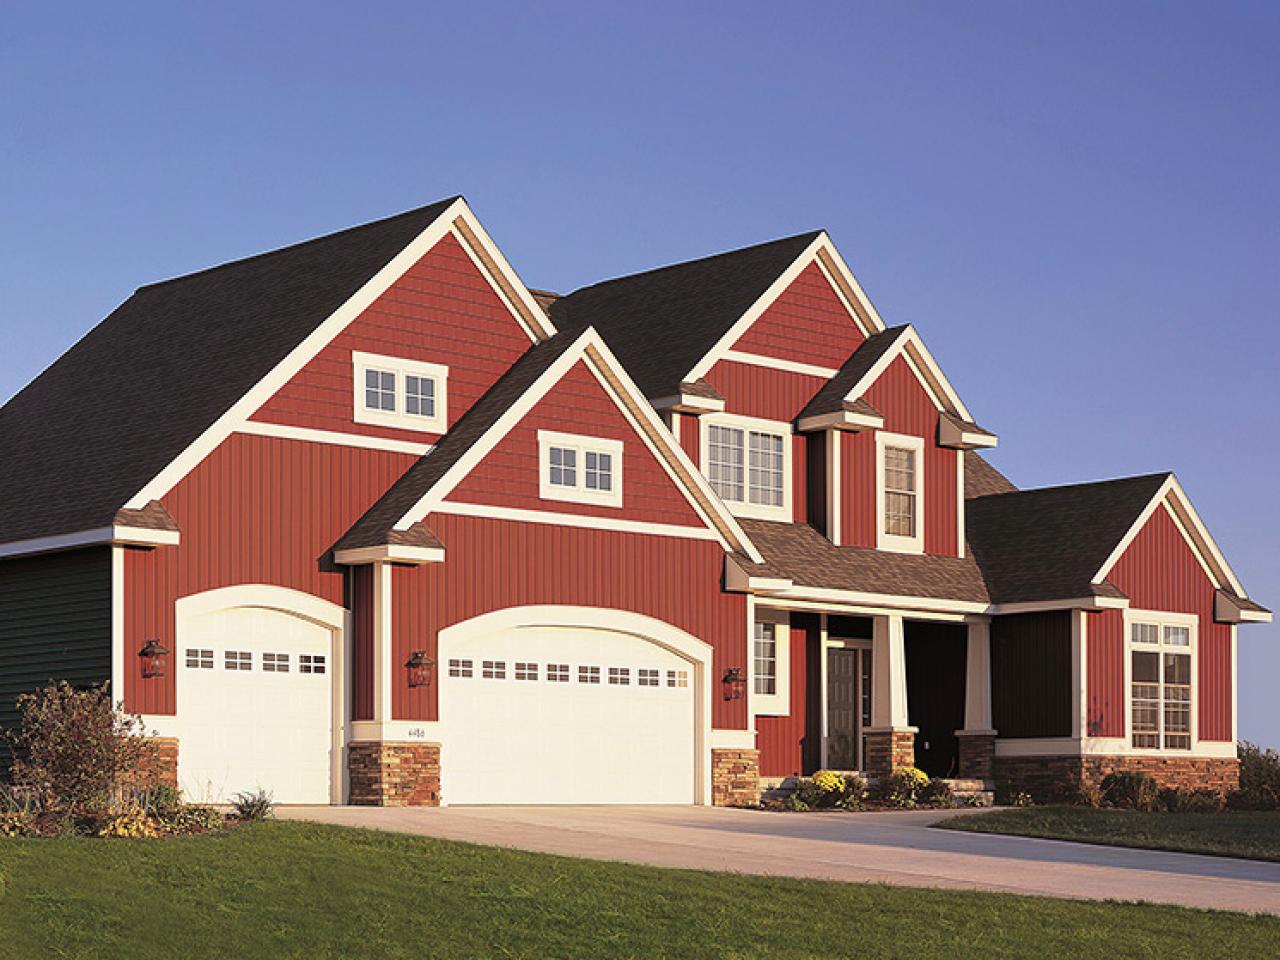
[864,730,915,777]
[127,736,178,791]
[956,734,995,780]
[349,741,441,806]
[711,749,760,807]
[994,753,1240,801]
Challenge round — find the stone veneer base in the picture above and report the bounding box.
[349,741,441,806]
[711,748,760,807]
[956,734,995,780]
[864,730,916,777]
[994,754,1240,800]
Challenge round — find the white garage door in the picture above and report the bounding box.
[178,606,334,804]
[442,626,697,805]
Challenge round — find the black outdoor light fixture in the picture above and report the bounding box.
[405,650,435,688]
[139,639,169,679]
[722,667,746,701]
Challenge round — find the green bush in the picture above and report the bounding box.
[920,778,956,808]
[232,789,275,822]
[873,767,930,808]
[1157,787,1222,814]
[790,771,866,810]
[1228,741,1280,811]
[1101,771,1159,811]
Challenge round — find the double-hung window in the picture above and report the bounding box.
[538,431,624,507]
[703,415,790,520]
[1129,614,1194,751]
[352,351,448,433]
[876,432,924,553]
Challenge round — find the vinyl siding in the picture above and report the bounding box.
[757,613,821,777]
[729,261,866,369]
[991,611,1073,738]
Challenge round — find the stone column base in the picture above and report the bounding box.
[864,729,916,777]
[711,748,760,807]
[349,741,441,806]
[956,732,996,780]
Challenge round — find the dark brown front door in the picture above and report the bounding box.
[826,648,857,768]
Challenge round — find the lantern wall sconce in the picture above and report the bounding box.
[722,667,746,701]
[405,650,435,688]
[139,639,169,679]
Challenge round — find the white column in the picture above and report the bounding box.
[372,561,394,724]
[1071,609,1088,739]
[959,617,995,734]
[826,429,842,545]
[870,613,911,730]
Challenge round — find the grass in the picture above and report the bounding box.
[0,822,1276,959]
[937,806,1280,862]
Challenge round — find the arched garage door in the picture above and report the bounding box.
[175,588,343,805]
[441,621,702,805]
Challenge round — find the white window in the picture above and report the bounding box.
[638,668,660,687]
[185,648,213,670]
[1127,613,1196,751]
[538,431,624,508]
[875,432,925,553]
[352,351,448,434]
[751,612,791,716]
[754,622,777,696]
[225,650,252,671]
[515,662,538,681]
[547,663,570,683]
[300,654,326,675]
[579,665,601,684]
[482,660,506,680]
[448,658,473,678]
[263,652,290,674]
[701,414,791,520]
[608,667,630,686]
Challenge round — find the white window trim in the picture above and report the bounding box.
[352,350,448,434]
[537,430,624,509]
[875,431,925,554]
[699,412,793,522]
[750,607,790,717]
[1122,608,1199,755]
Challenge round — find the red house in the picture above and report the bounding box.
[0,197,1268,806]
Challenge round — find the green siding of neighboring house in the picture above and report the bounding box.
[0,548,112,770]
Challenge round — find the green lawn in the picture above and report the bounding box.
[937,806,1280,862]
[0,822,1276,959]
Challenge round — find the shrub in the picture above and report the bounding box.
[1101,771,1159,811]
[1070,780,1104,809]
[5,682,157,815]
[158,804,225,835]
[139,782,182,817]
[232,789,274,822]
[1229,741,1280,811]
[0,811,34,838]
[98,806,160,839]
[1157,787,1222,814]
[874,767,930,808]
[920,778,956,808]
[791,772,866,811]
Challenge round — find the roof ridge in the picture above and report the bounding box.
[972,471,1172,501]
[136,196,461,292]
[562,230,823,298]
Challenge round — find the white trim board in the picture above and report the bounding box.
[238,420,432,456]
[435,500,721,541]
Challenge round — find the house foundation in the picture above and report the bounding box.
[993,754,1240,800]
[711,748,760,806]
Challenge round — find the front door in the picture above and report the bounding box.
[826,649,857,768]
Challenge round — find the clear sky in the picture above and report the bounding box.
[2,3,1276,743]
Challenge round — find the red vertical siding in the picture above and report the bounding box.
[392,514,749,729]
[705,360,825,423]
[250,232,532,444]
[676,412,700,462]
[1088,506,1233,742]
[351,564,374,722]
[447,361,705,527]
[730,262,866,369]
[122,434,417,715]
[841,431,875,548]
[757,614,818,777]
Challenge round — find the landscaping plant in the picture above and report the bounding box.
[1100,771,1159,812]
[232,789,275,822]
[1229,741,1280,811]
[873,767,930,808]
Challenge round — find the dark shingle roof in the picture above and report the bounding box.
[964,452,1017,499]
[798,326,908,420]
[337,331,580,551]
[549,232,821,399]
[737,519,991,604]
[0,198,458,544]
[966,474,1170,603]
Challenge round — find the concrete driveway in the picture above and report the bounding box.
[278,804,1280,915]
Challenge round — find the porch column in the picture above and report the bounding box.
[956,617,996,780]
[865,613,916,776]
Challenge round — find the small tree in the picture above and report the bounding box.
[6,681,158,814]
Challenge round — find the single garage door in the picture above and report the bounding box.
[178,606,334,804]
[442,626,697,805]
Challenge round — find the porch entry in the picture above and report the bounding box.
[823,616,873,771]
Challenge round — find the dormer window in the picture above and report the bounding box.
[876,432,924,553]
[538,431,624,508]
[701,414,791,521]
[352,351,448,434]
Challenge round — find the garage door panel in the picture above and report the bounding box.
[443,626,697,805]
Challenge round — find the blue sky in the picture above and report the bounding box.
[2,3,1276,743]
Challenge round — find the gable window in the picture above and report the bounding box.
[1129,613,1195,751]
[701,414,791,521]
[352,351,448,434]
[875,432,925,553]
[538,431,624,508]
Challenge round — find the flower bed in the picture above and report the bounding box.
[764,767,987,812]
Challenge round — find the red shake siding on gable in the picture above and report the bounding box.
[840,357,958,556]
[446,360,704,527]
[1088,506,1233,741]
[249,232,532,444]
[122,433,417,715]
[390,513,749,729]
[730,262,865,369]
[757,614,820,777]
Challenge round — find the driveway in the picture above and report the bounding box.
[278,804,1280,915]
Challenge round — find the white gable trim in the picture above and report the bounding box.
[1091,476,1247,598]
[685,234,885,384]
[122,199,552,510]
[392,327,764,563]
[837,325,976,423]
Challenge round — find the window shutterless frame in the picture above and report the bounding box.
[875,431,925,554]
[352,350,449,434]
[1122,608,1198,754]
[537,430,624,508]
[699,413,792,521]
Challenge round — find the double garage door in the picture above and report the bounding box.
[442,626,698,805]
